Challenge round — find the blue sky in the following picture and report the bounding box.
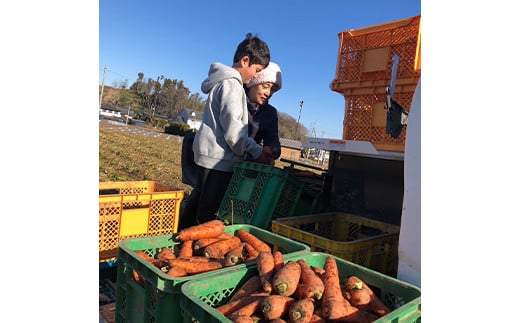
[100,0,421,139]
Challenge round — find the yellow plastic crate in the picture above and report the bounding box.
[271,212,400,276]
[99,181,184,263]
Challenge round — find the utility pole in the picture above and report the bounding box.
[295,100,303,139]
[99,64,108,109]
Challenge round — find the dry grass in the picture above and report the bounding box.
[99,121,324,197]
[99,121,193,194]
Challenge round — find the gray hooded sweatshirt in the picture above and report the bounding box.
[193,62,263,172]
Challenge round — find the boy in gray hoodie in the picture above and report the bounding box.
[180,33,273,228]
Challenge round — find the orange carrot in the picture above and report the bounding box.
[308,313,325,323]
[272,261,301,297]
[135,250,153,262]
[178,240,194,258]
[260,295,295,320]
[167,258,222,275]
[228,314,257,323]
[236,229,272,253]
[288,297,315,323]
[204,236,243,259]
[155,247,176,261]
[194,238,220,251]
[194,232,234,251]
[224,243,245,267]
[269,319,288,323]
[310,266,325,278]
[135,250,166,268]
[346,276,391,317]
[229,275,263,303]
[131,270,145,287]
[321,256,349,320]
[256,251,275,293]
[166,266,187,277]
[244,243,260,259]
[173,219,225,242]
[230,297,264,317]
[348,309,380,323]
[273,250,285,272]
[216,293,267,317]
[295,259,325,300]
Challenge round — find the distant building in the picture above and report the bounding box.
[99,104,133,122]
[279,138,302,161]
[173,108,203,130]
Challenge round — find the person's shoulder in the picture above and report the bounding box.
[261,103,278,114]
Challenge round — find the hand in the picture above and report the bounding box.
[253,150,273,166]
[263,146,275,166]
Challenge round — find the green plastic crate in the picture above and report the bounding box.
[180,252,421,323]
[271,212,401,277]
[115,224,310,323]
[216,161,323,230]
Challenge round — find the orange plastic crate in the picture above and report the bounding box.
[331,15,421,152]
[99,181,184,263]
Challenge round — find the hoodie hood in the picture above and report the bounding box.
[201,62,242,94]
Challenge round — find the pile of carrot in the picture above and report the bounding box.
[214,255,391,323]
[130,220,278,280]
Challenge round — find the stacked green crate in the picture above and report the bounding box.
[216,162,323,229]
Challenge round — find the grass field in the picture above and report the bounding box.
[99,121,194,194]
[99,121,325,197]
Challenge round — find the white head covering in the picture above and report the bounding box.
[247,62,282,93]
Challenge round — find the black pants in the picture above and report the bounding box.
[178,166,233,230]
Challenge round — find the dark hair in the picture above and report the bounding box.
[233,33,270,67]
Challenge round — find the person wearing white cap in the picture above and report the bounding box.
[178,33,273,230]
[244,61,283,163]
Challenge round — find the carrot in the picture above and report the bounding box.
[134,250,153,262]
[228,314,256,323]
[194,232,234,251]
[230,297,264,317]
[244,243,260,259]
[346,276,391,317]
[349,309,380,323]
[269,319,288,323]
[172,219,225,242]
[236,229,272,253]
[295,259,325,300]
[288,297,315,323]
[166,266,187,277]
[273,250,285,272]
[310,266,325,278]
[260,295,295,320]
[309,314,325,323]
[135,250,166,268]
[308,313,325,323]
[155,247,176,261]
[216,293,267,317]
[193,238,220,251]
[204,236,242,259]
[224,243,245,267]
[321,256,349,320]
[131,270,145,287]
[272,261,301,297]
[167,258,222,275]
[256,251,275,293]
[178,240,194,258]
[229,275,263,303]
